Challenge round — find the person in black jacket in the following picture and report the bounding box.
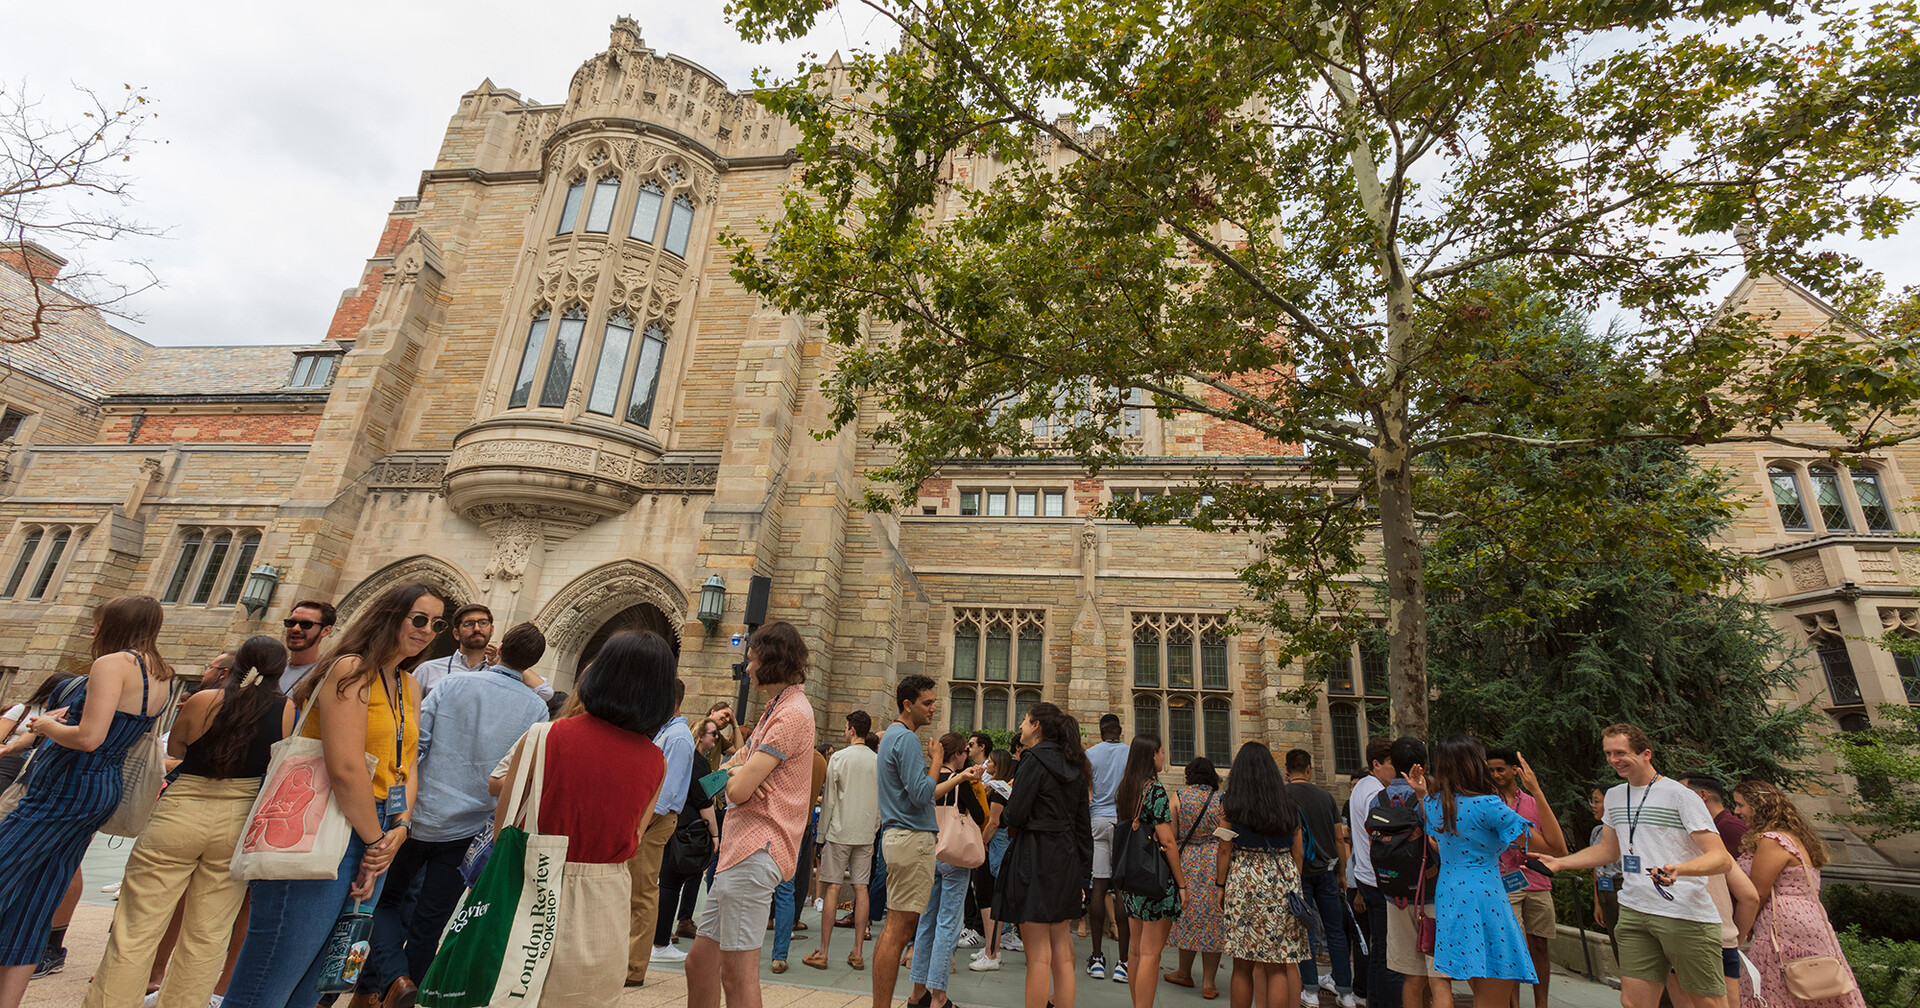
[994,701,1094,1008]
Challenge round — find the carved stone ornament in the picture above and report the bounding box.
[1788,555,1829,591]
[1859,549,1902,584]
[337,555,478,624]
[535,558,689,655]
[480,516,542,586]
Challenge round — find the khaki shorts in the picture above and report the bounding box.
[1615,906,1724,996]
[697,849,783,952]
[1509,888,1557,939]
[883,828,936,915]
[1385,902,1448,978]
[821,841,875,885]
[1091,817,1116,879]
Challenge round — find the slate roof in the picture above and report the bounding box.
[107,345,324,396]
[0,260,150,399]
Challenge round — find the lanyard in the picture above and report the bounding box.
[381,669,406,784]
[1625,774,1660,854]
[1505,791,1530,855]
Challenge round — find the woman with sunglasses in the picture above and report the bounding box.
[221,583,446,1008]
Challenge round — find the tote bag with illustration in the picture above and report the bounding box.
[230,682,379,881]
[418,722,567,1008]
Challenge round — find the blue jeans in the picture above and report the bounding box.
[1298,871,1352,992]
[771,820,817,962]
[869,834,889,917]
[1357,883,1401,1008]
[909,862,971,993]
[222,803,395,1008]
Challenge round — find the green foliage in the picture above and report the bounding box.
[1835,927,1920,1008]
[955,727,1020,753]
[723,0,1920,731]
[1826,885,1920,944]
[1828,702,1920,840]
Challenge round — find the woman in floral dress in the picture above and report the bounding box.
[1731,781,1865,1008]
[1116,736,1184,1008]
[1216,742,1308,1008]
[1166,758,1225,999]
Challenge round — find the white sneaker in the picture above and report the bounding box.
[1301,993,1321,1008]
[957,928,983,947]
[813,897,825,911]
[968,954,1002,972]
[1339,995,1362,1008]
[652,943,688,962]
[1000,929,1023,952]
[1321,978,1339,993]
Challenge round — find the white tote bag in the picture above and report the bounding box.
[230,688,379,881]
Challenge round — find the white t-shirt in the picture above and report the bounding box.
[2,703,41,745]
[1603,775,1720,923]
[1348,774,1386,886]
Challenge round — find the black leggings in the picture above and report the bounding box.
[655,859,705,946]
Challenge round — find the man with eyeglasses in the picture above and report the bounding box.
[279,599,336,697]
[411,604,554,701]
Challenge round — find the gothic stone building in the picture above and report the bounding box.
[0,20,1913,881]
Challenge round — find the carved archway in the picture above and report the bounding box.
[534,560,688,687]
[336,554,478,626]
[575,603,678,678]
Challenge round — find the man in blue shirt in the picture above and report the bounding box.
[871,675,982,1008]
[1084,713,1130,981]
[629,678,697,986]
[357,621,551,1005]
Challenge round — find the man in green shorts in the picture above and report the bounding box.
[1539,724,1733,1008]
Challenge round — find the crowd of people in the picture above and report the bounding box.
[0,589,1874,1008]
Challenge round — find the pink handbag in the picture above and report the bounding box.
[934,793,985,868]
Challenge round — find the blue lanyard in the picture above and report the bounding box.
[1625,774,1660,854]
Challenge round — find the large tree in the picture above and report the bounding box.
[724,0,1920,732]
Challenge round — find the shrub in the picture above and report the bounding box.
[1835,927,1920,1008]
[1826,884,1920,944]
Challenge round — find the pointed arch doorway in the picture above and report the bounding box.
[575,602,678,679]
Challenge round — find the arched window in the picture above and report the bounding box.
[26,529,68,601]
[587,314,635,416]
[507,312,551,409]
[1769,465,1811,530]
[3,529,42,598]
[1018,623,1043,682]
[983,687,1009,731]
[1134,623,1160,688]
[624,323,669,427]
[584,176,621,233]
[950,686,976,732]
[663,195,695,257]
[1330,701,1363,775]
[1014,688,1041,728]
[539,308,588,409]
[1202,696,1232,765]
[1892,648,1920,704]
[555,178,587,234]
[1167,693,1196,764]
[1808,466,1852,531]
[190,531,233,605]
[219,533,262,606]
[1133,691,1160,742]
[162,530,204,603]
[985,618,1011,681]
[1853,468,1894,532]
[628,182,664,244]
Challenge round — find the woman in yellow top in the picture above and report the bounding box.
[220,582,444,1008]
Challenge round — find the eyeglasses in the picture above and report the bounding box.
[283,619,325,630]
[205,662,233,672]
[407,613,451,633]
[458,619,493,629]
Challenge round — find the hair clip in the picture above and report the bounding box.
[238,669,262,689]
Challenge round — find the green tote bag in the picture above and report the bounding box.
[418,722,568,1007]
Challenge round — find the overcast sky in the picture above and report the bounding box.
[3,1,895,347]
[4,4,1914,348]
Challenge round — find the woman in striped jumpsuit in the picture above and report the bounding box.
[0,595,171,1008]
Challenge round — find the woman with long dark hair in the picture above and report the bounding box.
[1215,742,1307,1008]
[489,628,671,1004]
[1166,757,1226,999]
[221,583,444,1008]
[0,673,79,789]
[1730,780,1864,1008]
[1117,735,1184,1008]
[0,595,172,1008]
[1413,735,1536,1007]
[995,701,1094,1008]
[87,635,294,1008]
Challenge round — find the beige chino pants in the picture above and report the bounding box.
[626,813,678,982]
[84,775,258,1008]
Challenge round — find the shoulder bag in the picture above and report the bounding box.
[102,652,171,838]
[419,722,567,1008]
[935,779,986,868]
[1769,865,1858,1000]
[230,674,380,880]
[667,813,716,877]
[1113,786,1173,898]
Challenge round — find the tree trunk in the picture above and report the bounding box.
[1373,429,1429,739]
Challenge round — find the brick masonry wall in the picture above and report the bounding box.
[324,214,416,343]
[98,412,322,445]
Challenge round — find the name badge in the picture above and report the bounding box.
[1621,855,1642,874]
[1502,870,1529,893]
[1597,874,1617,892]
[386,783,408,819]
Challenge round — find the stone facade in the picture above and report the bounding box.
[0,20,1913,882]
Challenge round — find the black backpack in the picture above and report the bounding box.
[1365,797,1427,900]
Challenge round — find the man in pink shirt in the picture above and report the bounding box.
[687,623,817,1008]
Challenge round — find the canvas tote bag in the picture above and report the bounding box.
[230,681,379,881]
[102,653,170,838]
[418,722,568,1008]
[934,779,985,868]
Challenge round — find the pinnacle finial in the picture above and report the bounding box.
[610,16,643,52]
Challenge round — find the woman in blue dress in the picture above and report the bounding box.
[0,595,171,1008]
[1409,735,1543,1008]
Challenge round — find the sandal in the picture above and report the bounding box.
[1165,973,1195,988]
[848,953,866,970]
[771,960,788,974]
[803,950,830,970]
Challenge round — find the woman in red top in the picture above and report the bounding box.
[493,629,669,1006]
